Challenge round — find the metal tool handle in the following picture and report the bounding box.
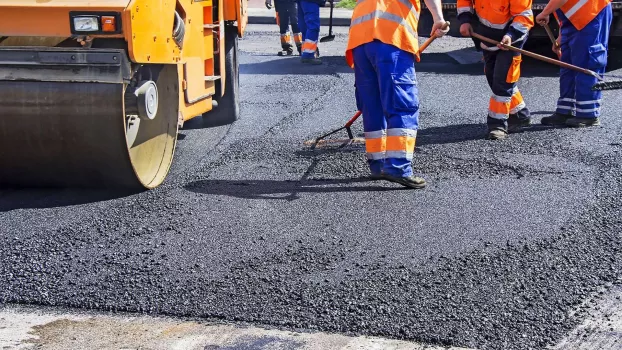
[470,32,602,81]
[418,21,450,54]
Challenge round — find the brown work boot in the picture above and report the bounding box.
[486,117,508,140]
[487,127,508,140]
[382,174,427,189]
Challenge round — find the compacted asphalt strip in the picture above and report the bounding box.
[1,25,622,350]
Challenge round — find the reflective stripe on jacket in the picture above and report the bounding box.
[457,0,534,42]
[556,0,611,31]
[345,0,421,68]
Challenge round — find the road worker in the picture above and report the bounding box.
[266,0,304,55]
[536,0,612,127]
[297,0,323,64]
[345,0,449,189]
[457,0,535,140]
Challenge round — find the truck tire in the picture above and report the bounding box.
[204,25,240,126]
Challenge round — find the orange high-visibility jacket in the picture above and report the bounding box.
[457,0,534,42]
[556,0,611,31]
[345,0,422,68]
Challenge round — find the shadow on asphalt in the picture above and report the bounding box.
[184,177,404,200]
[0,189,135,212]
[416,121,557,146]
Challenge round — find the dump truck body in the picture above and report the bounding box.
[0,0,247,189]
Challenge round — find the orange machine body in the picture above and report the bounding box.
[0,0,247,122]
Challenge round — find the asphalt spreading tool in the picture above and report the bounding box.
[471,32,622,91]
[320,0,335,43]
[307,23,450,149]
[304,111,363,149]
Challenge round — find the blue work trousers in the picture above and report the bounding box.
[297,0,320,58]
[555,4,612,118]
[353,40,419,178]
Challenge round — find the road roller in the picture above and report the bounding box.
[0,0,247,189]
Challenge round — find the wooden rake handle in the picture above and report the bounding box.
[470,32,602,81]
[543,23,559,48]
[418,21,450,54]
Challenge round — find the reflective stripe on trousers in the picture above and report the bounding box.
[555,5,612,118]
[353,40,419,178]
[298,0,320,58]
[483,39,530,122]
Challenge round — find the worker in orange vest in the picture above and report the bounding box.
[457,0,535,140]
[536,0,612,127]
[345,0,449,189]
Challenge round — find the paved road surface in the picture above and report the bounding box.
[1,25,622,350]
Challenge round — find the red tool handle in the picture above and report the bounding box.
[418,21,450,54]
[344,110,362,127]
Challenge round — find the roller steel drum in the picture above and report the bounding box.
[0,46,179,189]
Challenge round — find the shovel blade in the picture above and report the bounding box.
[319,35,335,43]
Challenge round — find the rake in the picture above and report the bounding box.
[471,32,622,91]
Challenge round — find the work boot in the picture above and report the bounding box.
[486,117,508,140]
[507,114,532,133]
[566,116,601,127]
[383,174,427,189]
[487,127,508,140]
[278,43,294,56]
[301,57,322,65]
[296,44,302,55]
[540,112,573,126]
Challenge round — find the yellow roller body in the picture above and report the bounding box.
[0,0,248,189]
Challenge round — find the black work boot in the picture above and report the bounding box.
[541,112,573,126]
[383,174,427,189]
[278,43,294,56]
[566,116,601,127]
[301,57,322,65]
[508,113,532,133]
[486,117,508,140]
[296,44,302,55]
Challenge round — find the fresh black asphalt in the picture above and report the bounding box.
[1,26,622,350]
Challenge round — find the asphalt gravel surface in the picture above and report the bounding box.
[2,25,622,350]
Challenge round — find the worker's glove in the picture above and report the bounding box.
[431,20,450,37]
[265,0,272,9]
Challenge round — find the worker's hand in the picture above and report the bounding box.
[265,0,272,9]
[536,12,550,25]
[431,20,450,37]
[553,36,562,57]
[459,23,473,37]
[498,35,512,50]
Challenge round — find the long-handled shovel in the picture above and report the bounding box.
[306,23,451,149]
[320,0,335,43]
[471,32,622,91]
